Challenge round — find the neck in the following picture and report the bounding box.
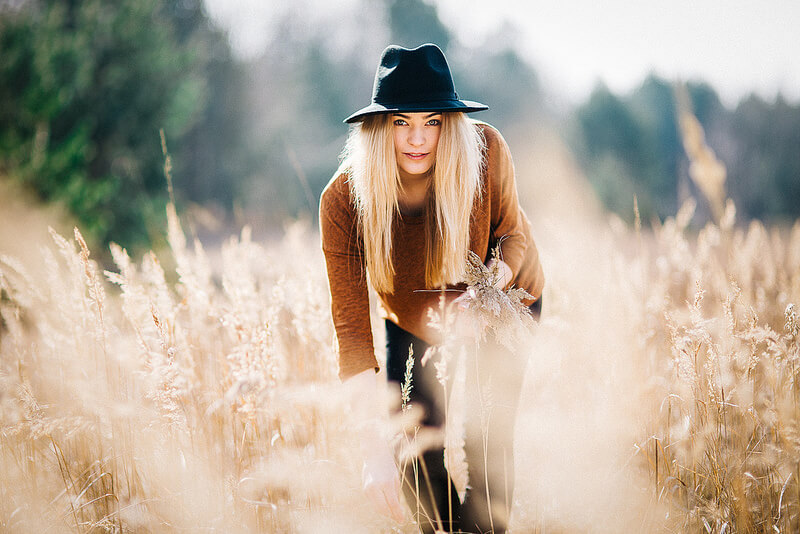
[397,169,432,214]
[398,166,432,186]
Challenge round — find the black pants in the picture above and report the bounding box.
[385,300,539,534]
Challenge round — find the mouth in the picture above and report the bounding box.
[403,152,429,160]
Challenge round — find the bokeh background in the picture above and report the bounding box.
[2,0,798,254]
[2,2,800,533]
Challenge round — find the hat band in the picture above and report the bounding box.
[374,92,458,105]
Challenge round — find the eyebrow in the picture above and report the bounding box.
[392,112,442,119]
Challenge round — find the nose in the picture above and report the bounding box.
[408,125,425,147]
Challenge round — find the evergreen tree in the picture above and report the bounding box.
[387,0,451,50]
[0,0,246,250]
[730,94,800,221]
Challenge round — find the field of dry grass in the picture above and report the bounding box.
[1,119,799,533]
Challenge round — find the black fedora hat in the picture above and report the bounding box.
[344,43,488,123]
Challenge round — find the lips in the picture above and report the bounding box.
[404,152,428,160]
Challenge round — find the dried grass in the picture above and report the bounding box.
[1,114,798,532]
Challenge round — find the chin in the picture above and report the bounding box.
[400,161,434,176]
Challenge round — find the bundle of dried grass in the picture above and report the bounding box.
[456,247,537,351]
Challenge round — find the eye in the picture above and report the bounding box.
[426,118,441,126]
[393,118,407,126]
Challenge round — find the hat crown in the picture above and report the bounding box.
[343,43,487,123]
[372,44,458,105]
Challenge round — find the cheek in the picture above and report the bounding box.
[430,130,441,153]
[392,129,403,151]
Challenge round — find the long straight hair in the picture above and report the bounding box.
[336,112,485,293]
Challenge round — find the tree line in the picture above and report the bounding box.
[0,0,249,250]
[1,0,797,255]
[571,75,800,224]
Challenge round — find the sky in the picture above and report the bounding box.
[204,0,800,107]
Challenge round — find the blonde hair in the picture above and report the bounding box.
[336,112,485,293]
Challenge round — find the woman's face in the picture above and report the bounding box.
[391,112,442,179]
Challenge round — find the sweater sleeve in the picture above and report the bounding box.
[484,125,528,278]
[319,175,380,381]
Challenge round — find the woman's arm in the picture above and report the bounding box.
[319,176,380,380]
[483,124,529,281]
[321,178,404,521]
[486,257,513,289]
[344,369,405,522]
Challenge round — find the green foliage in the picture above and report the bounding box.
[570,74,799,225]
[572,76,726,222]
[385,0,543,130]
[572,82,657,220]
[9,0,795,246]
[387,0,451,50]
[1,0,548,243]
[729,95,800,221]
[241,36,367,225]
[0,0,247,251]
[453,46,543,129]
[236,0,545,226]
[578,84,648,164]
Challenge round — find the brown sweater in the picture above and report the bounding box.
[320,122,545,380]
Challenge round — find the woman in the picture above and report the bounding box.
[320,43,544,533]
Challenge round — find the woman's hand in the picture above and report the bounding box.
[453,258,512,340]
[453,287,486,340]
[362,443,405,522]
[485,258,512,289]
[344,370,405,523]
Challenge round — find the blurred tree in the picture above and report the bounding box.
[235,0,547,227]
[385,1,543,130]
[568,75,800,225]
[572,83,654,219]
[163,1,251,214]
[452,43,543,131]
[0,0,247,251]
[577,83,647,164]
[241,30,368,226]
[730,94,800,222]
[628,75,681,216]
[387,0,451,51]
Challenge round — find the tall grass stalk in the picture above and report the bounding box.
[1,116,798,531]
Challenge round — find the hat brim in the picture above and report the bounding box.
[344,99,488,124]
